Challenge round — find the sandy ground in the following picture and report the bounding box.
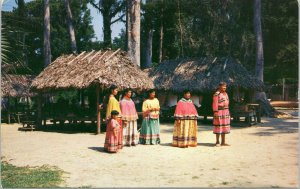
[1,110,298,188]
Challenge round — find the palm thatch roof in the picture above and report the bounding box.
[1,74,35,97]
[146,57,265,93]
[31,49,154,92]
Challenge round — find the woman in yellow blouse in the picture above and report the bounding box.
[105,85,123,150]
[139,89,161,145]
[105,85,121,120]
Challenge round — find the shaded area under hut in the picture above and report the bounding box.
[146,57,265,125]
[1,74,36,124]
[31,49,154,133]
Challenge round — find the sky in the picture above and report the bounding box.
[1,0,125,41]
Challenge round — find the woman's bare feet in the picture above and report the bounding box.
[215,142,221,147]
[221,143,230,146]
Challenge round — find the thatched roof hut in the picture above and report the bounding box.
[31,49,154,92]
[146,57,264,93]
[1,74,35,97]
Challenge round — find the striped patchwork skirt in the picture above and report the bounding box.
[139,118,160,145]
[123,120,139,146]
[104,128,122,153]
[213,109,230,134]
[172,119,197,148]
[104,118,123,153]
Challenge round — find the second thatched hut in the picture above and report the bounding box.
[146,57,265,120]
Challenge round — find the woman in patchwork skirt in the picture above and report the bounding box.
[172,89,199,148]
[105,85,123,150]
[139,89,160,145]
[212,82,231,147]
[120,88,139,146]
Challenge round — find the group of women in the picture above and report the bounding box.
[104,82,230,153]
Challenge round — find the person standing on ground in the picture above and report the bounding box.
[212,82,231,147]
[105,85,123,149]
[139,89,161,145]
[172,89,199,148]
[120,88,139,146]
[104,110,122,153]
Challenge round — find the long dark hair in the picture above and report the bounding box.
[103,84,118,109]
[123,88,133,97]
[147,89,156,98]
[181,89,191,99]
[215,81,227,92]
[109,84,118,94]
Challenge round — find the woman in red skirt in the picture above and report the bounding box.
[212,82,230,147]
[104,110,122,153]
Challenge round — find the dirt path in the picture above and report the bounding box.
[1,111,298,188]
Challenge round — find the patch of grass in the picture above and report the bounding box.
[222,181,229,185]
[192,176,199,179]
[79,185,92,188]
[168,180,175,184]
[1,161,65,188]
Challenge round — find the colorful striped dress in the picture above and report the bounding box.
[120,98,139,146]
[104,119,122,153]
[172,98,198,148]
[139,98,160,145]
[212,91,231,134]
[105,95,123,149]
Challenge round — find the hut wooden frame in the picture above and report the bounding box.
[146,57,265,123]
[31,49,154,134]
[1,74,36,124]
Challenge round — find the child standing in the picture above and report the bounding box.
[104,110,122,153]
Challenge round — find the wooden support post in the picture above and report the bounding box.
[96,84,101,134]
[26,97,30,112]
[257,105,261,123]
[37,93,42,128]
[80,90,84,108]
[282,78,285,101]
[7,97,10,124]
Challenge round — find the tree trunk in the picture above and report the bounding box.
[126,1,131,53]
[159,2,163,63]
[177,0,183,57]
[159,21,163,63]
[253,0,271,116]
[253,0,290,118]
[43,0,51,67]
[145,29,153,68]
[127,0,141,66]
[254,0,264,81]
[103,9,112,48]
[144,0,153,68]
[64,0,77,54]
[90,1,125,48]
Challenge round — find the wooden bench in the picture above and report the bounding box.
[21,120,36,131]
[20,113,37,131]
[231,104,257,125]
[44,114,97,125]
